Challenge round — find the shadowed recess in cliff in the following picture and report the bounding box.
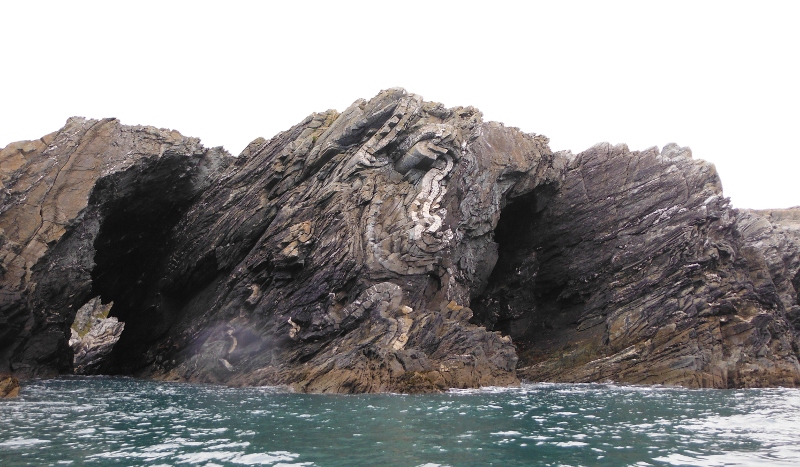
[469,181,592,364]
[85,154,210,374]
[471,183,566,333]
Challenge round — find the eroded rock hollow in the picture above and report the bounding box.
[1,89,799,392]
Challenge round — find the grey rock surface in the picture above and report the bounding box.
[476,143,800,388]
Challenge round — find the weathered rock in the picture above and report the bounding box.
[0,374,19,398]
[738,208,800,333]
[148,90,548,392]
[476,143,800,388]
[69,297,124,374]
[0,117,231,377]
[1,88,799,392]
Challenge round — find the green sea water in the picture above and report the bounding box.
[1,377,799,466]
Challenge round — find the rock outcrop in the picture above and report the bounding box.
[69,297,124,374]
[0,118,230,377]
[0,374,19,398]
[738,208,800,336]
[476,144,800,388]
[1,88,799,392]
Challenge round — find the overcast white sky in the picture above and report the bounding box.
[2,1,798,209]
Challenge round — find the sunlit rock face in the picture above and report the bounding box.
[1,88,799,392]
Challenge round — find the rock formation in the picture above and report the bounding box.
[0,118,230,377]
[477,144,800,388]
[69,297,124,374]
[1,88,799,392]
[0,374,19,398]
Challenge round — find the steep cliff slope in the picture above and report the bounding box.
[474,144,800,387]
[126,89,559,392]
[1,89,798,392]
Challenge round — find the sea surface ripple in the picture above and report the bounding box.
[1,377,799,466]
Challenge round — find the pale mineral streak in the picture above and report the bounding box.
[1,88,799,392]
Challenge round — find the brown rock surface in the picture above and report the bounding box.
[1,88,799,392]
[0,374,20,398]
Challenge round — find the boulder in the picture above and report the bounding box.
[69,297,125,374]
[0,374,19,398]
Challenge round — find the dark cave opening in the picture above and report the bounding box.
[82,156,202,375]
[470,188,546,337]
[470,183,584,356]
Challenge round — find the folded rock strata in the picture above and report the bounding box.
[1,88,798,392]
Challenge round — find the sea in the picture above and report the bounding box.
[1,377,799,466]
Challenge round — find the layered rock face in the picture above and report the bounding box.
[1,88,799,392]
[474,144,800,387]
[0,118,230,377]
[138,89,557,392]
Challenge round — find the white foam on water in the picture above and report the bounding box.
[231,451,302,465]
[212,441,251,449]
[142,442,181,452]
[175,451,240,464]
[89,449,174,461]
[0,437,50,447]
[554,441,589,447]
[447,386,520,395]
[653,452,791,466]
[522,435,552,441]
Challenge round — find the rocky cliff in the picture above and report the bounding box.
[1,89,799,392]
